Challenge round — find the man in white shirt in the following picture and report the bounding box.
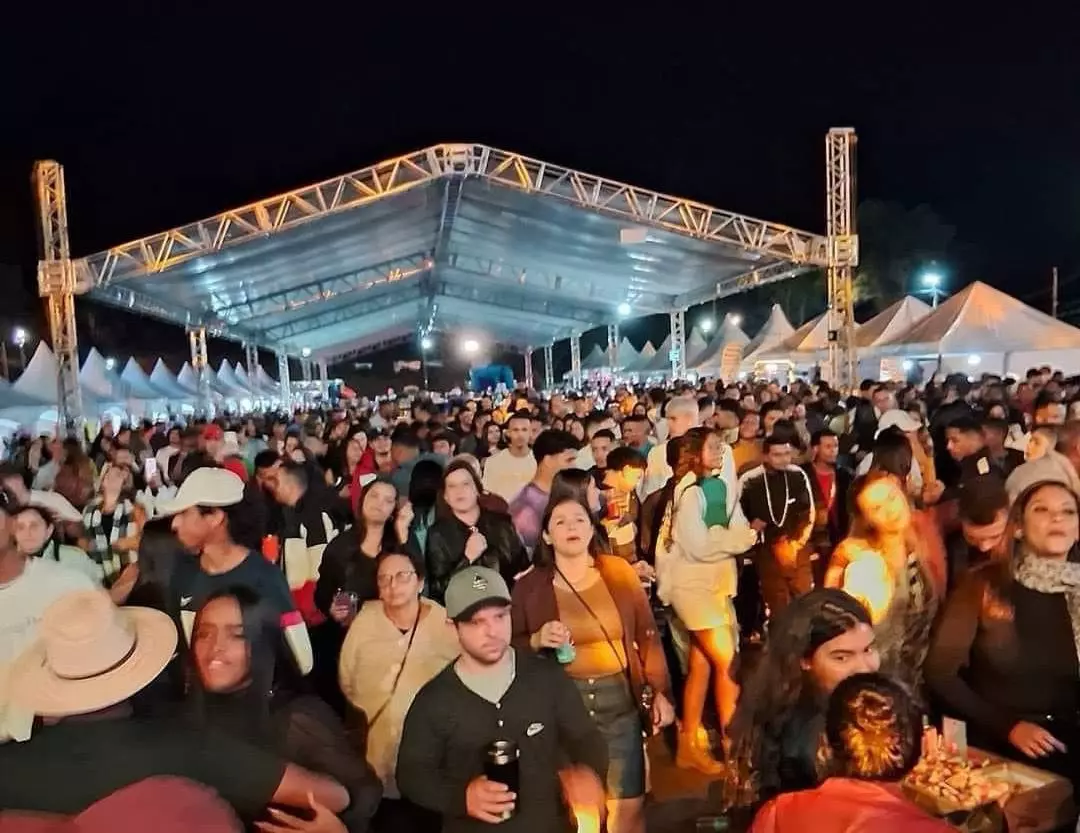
[481,411,536,502]
[642,396,700,498]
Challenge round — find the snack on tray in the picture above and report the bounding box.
[905,751,1015,810]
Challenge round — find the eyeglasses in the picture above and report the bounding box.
[377,570,417,587]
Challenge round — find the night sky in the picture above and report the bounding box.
[2,7,1078,380]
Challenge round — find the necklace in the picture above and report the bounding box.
[765,469,790,529]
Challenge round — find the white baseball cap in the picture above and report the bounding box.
[156,467,244,516]
[876,409,921,437]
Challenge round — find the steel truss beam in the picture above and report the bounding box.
[213,253,434,324]
[326,332,417,364]
[277,352,293,411]
[543,345,555,390]
[825,128,858,389]
[673,261,817,309]
[607,324,619,370]
[437,281,603,331]
[244,342,259,379]
[77,143,827,289]
[442,252,671,314]
[263,284,428,344]
[34,161,86,434]
[188,327,211,412]
[569,335,582,390]
[523,348,534,390]
[669,310,687,378]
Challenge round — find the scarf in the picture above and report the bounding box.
[1014,554,1080,664]
[82,496,137,583]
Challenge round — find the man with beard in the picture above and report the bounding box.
[397,566,605,833]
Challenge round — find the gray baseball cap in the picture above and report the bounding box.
[444,566,511,621]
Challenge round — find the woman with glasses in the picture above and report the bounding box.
[339,551,460,832]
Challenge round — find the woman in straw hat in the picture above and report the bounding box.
[0,590,349,823]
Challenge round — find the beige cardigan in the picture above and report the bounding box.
[338,598,460,797]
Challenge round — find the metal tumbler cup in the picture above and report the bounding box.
[484,740,519,820]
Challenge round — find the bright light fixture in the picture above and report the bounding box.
[420,336,434,351]
[922,271,942,288]
[462,339,480,354]
[700,318,714,333]
[902,359,914,371]
[617,302,632,316]
[968,354,981,366]
[301,347,312,358]
[104,358,116,371]
[730,314,742,327]
[12,327,27,346]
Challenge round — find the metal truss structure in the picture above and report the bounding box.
[543,345,555,391]
[825,129,859,389]
[73,142,829,364]
[187,326,211,412]
[607,324,619,371]
[277,352,292,411]
[668,310,687,379]
[244,342,259,379]
[523,348,534,390]
[569,335,582,390]
[34,161,86,433]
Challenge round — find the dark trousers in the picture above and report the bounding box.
[757,552,813,618]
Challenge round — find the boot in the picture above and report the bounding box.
[675,726,725,776]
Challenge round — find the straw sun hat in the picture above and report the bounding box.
[9,590,177,718]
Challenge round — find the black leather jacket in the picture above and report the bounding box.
[425,509,530,604]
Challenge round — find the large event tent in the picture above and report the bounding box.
[742,305,796,366]
[692,313,751,376]
[880,281,1080,375]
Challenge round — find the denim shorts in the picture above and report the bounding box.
[572,673,645,799]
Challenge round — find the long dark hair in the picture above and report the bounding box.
[187,585,305,741]
[727,588,873,805]
[532,495,605,567]
[355,478,400,554]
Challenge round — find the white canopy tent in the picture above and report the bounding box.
[641,335,673,375]
[578,345,609,372]
[742,304,796,367]
[120,359,174,401]
[615,338,639,370]
[880,281,1080,376]
[692,313,751,377]
[623,341,656,374]
[151,359,199,399]
[682,329,710,371]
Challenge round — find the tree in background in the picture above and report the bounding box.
[762,200,955,325]
[853,200,955,303]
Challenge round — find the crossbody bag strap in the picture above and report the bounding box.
[554,565,644,693]
[367,604,422,728]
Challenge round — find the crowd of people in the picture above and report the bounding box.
[1,366,1079,833]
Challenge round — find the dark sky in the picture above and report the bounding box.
[3,7,1079,361]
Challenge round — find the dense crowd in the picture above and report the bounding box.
[1,366,1080,833]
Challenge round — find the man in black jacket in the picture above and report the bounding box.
[802,429,853,586]
[397,566,606,833]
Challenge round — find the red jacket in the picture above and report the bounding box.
[749,779,952,833]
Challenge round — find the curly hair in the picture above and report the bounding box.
[726,588,872,805]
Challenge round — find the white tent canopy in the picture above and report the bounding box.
[120,359,172,401]
[623,341,655,373]
[80,349,130,403]
[641,336,673,375]
[881,280,1080,375]
[615,337,638,369]
[217,360,254,398]
[151,359,198,398]
[255,365,281,394]
[855,296,932,349]
[579,345,609,371]
[683,329,710,369]
[692,313,751,374]
[743,304,796,364]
